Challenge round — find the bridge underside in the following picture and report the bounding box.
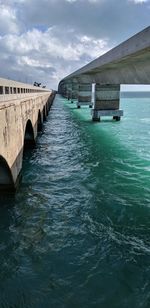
[59,27,150,86]
[76,48,150,85]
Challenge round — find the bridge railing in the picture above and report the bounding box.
[0,78,51,102]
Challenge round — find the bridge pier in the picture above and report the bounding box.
[60,83,67,98]
[66,83,72,100]
[92,84,123,121]
[77,83,92,108]
[59,82,69,99]
[71,83,78,103]
[0,156,16,192]
[24,119,36,149]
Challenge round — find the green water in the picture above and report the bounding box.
[0,94,150,307]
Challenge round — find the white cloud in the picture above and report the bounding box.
[0,26,109,88]
[65,0,77,2]
[2,28,108,60]
[129,0,149,3]
[88,0,99,2]
[65,0,100,2]
[0,4,19,35]
[0,0,149,89]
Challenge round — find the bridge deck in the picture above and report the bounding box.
[60,26,150,85]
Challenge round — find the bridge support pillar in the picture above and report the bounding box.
[91,84,123,121]
[60,83,71,99]
[71,83,78,103]
[66,83,72,100]
[77,83,92,108]
[61,83,67,98]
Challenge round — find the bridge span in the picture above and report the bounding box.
[59,26,150,121]
[0,78,55,192]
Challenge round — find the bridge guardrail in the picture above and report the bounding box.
[0,77,51,102]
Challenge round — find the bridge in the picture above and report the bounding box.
[0,26,149,192]
[58,26,150,121]
[0,78,55,192]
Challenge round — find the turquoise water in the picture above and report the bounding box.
[0,94,150,307]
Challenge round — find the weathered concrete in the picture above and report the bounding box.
[60,83,67,98]
[94,84,120,110]
[65,82,72,100]
[60,81,78,102]
[77,83,92,108]
[59,26,150,87]
[71,83,78,102]
[0,78,55,191]
[0,77,50,102]
[91,109,123,122]
[91,84,123,121]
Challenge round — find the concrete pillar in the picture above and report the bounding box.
[60,83,70,99]
[62,84,68,98]
[64,85,68,98]
[77,83,92,108]
[65,83,72,100]
[92,84,123,121]
[60,83,66,97]
[70,83,78,103]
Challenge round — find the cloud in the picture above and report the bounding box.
[130,0,149,3]
[0,4,19,35]
[0,0,149,88]
[65,0,100,2]
[0,26,109,88]
[1,27,109,62]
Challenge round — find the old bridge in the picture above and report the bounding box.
[0,78,55,191]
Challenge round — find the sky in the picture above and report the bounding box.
[0,0,150,90]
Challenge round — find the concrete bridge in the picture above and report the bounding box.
[0,26,149,192]
[0,78,55,192]
[59,26,150,121]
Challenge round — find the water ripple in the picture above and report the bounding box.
[0,95,150,307]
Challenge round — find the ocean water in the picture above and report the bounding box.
[0,94,150,308]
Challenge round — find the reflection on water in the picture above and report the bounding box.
[0,95,150,308]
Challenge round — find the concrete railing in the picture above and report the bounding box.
[0,92,51,103]
[0,77,51,102]
[0,78,56,191]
